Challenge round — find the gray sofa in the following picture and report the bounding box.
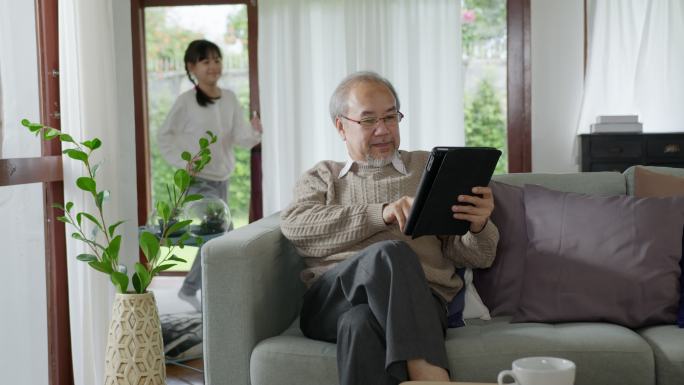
[202,167,684,385]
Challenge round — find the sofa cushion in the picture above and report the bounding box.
[513,184,684,328]
[474,181,527,316]
[632,166,684,328]
[478,173,627,316]
[252,318,655,385]
[447,317,654,385]
[637,325,684,385]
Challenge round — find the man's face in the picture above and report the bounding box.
[336,82,401,162]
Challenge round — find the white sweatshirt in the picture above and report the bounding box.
[157,88,261,181]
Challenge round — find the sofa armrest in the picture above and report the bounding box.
[202,213,306,385]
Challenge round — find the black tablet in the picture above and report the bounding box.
[403,147,501,238]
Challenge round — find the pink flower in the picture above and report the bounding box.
[462,9,476,24]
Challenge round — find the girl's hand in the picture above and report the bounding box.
[251,111,263,133]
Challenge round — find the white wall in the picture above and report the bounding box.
[530,0,584,172]
[0,0,49,384]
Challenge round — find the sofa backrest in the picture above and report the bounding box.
[492,171,626,195]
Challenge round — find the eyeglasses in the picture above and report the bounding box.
[340,112,404,129]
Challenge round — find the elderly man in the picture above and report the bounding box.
[280,71,499,385]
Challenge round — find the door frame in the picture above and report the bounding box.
[130,1,261,269]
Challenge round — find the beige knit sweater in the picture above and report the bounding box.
[280,150,499,302]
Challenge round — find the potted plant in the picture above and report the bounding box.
[23,119,217,385]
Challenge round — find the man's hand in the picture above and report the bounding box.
[451,186,494,233]
[382,196,414,232]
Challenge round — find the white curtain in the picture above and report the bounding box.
[59,1,138,384]
[577,0,684,133]
[259,0,463,215]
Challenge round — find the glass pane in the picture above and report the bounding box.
[144,4,252,235]
[0,183,49,384]
[462,0,508,173]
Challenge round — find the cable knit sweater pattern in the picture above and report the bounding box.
[280,150,499,301]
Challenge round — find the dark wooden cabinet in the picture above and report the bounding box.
[580,133,684,172]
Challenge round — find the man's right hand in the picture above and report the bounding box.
[382,196,414,232]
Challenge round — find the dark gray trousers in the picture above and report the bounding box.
[300,240,449,385]
[180,178,229,296]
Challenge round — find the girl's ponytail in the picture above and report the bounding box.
[184,39,222,107]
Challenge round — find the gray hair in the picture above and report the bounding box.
[328,71,400,124]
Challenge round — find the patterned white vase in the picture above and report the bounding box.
[104,292,165,385]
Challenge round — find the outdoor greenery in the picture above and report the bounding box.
[462,0,508,173]
[24,118,217,294]
[461,0,507,59]
[465,78,507,174]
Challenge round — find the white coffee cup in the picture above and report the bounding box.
[497,356,576,385]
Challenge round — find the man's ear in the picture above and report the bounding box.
[335,117,346,141]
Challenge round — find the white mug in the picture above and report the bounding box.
[497,356,576,385]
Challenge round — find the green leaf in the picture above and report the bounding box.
[96,190,110,210]
[63,149,88,162]
[166,219,192,236]
[168,255,186,263]
[139,231,160,265]
[59,133,74,143]
[106,235,122,262]
[156,201,170,221]
[132,272,142,294]
[52,202,65,210]
[76,177,96,194]
[91,138,102,150]
[80,212,103,232]
[108,220,125,238]
[91,163,100,177]
[71,232,86,242]
[152,264,175,275]
[65,201,74,212]
[110,271,129,293]
[76,254,98,262]
[56,216,70,224]
[134,262,151,289]
[199,137,209,149]
[75,213,82,227]
[183,194,203,204]
[88,260,112,274]
[181,151,192,161]
[174,169,190,191]
[44,128,61,140]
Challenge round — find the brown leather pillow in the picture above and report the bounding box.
[635,166,684,197]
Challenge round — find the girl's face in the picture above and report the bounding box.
[188,51,222,87]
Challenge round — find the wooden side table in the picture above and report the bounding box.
[401,382,496,385]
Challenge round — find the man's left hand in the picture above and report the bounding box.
[451,186,494,233]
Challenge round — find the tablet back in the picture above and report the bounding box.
[404,147,501,237]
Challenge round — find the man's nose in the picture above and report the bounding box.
[374,120,390,135]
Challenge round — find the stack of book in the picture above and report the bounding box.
[590,115,642,134]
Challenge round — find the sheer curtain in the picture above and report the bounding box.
[59,1,138,384]
[577,0,684,134]
[259,0,463,215]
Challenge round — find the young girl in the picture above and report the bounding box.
[157,39,262,310]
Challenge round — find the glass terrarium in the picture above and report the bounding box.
[184,197,232,236]
[147,206,188,238]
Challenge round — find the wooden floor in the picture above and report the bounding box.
[166,359,204,385]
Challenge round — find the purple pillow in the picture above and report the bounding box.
[473,181,527,316]
[512,184,684,328]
